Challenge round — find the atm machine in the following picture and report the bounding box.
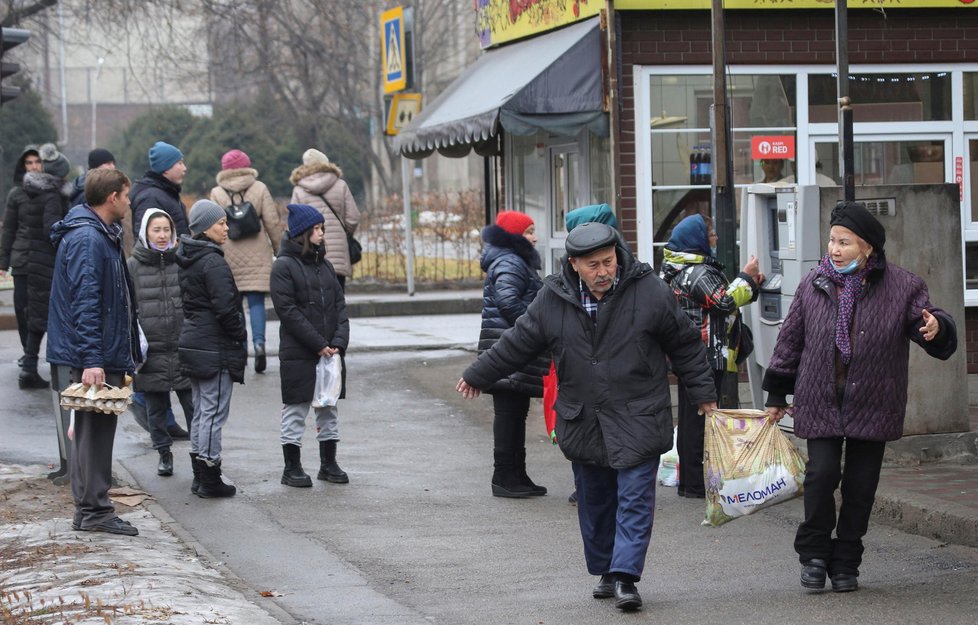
[740,184,822,431]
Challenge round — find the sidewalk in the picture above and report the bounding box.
[1,292,977,623]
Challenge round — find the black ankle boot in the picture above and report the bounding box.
[254,343,266,373]
[516,449,547,496]
[19,370,49,389]
[196,458,236,498]
[491,449,534,498]
[282,444,312,487]
[189,452,200,494]
[157,448,174,476]
[317,440,348,483]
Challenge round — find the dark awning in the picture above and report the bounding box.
[397,17,603,159]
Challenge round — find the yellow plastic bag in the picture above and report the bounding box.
[703,409,806,527]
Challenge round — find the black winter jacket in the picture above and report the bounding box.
[270,238,349,404]
[128,240,190,392]
[463,244,716,469]
[478,224,549,397]
[21,172,70,333]
[0,185,32,274]
[175,235,247,383]
[130,171,189,238]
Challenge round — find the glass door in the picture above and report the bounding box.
[547,143,582,273]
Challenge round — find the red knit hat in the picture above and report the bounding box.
[496,211,534,235]
[221,149,251,171]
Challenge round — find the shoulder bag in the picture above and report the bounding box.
[318,194,362,265]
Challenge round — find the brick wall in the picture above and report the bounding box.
[616,8,978,251]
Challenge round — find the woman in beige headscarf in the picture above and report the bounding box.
[289,149,360,290]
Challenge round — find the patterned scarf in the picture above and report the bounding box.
[815,253,877,365]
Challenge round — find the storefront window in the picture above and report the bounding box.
[815,140,946,186]
[966,74,978,120]
[809,72,952,123]
[966,242,978,290]
[509,131,547,224]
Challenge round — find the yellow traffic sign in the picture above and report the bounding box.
[381,6,406,94]
[386,92,422,136]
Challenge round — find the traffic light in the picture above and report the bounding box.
[1,27,31,106]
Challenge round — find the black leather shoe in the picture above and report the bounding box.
[593,575,615,599]
[157,449,174,476]
[613,581,642,611]
[830,573,859,593]
[167,424,190,440]
[254,343,266,373]
[76,516,138,536]
[800,559,827,589]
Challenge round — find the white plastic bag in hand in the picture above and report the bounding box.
[657,426,679,487]
[312,354,342,408]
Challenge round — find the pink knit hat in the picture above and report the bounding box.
[221,149,251,171]
[496,211,534,235]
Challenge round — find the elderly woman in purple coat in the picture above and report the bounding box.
[763,200,956,594]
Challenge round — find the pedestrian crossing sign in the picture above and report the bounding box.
[381,6,406,94]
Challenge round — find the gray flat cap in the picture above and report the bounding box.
[565,222,619,257]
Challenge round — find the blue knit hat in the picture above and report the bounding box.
[666,214,711,256]
[148,141,183,174]
[287,203,324,238]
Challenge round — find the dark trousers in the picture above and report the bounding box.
[22,329,44,372]
[794,437,886,575]
[145,389,194,451]
[492,390,529,454]
[13,274,27,349]
[70,369,125,528]
[677,370,739,495]
[572,458,658,582]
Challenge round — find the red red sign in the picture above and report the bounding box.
[751,136,796,160]
[956,156,964,201]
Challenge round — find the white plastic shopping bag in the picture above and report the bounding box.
[657,426,679,487]
[703,409,805,527]
[311,354,342,408]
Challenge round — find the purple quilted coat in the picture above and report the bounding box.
[762,261,956,442]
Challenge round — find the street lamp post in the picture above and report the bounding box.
[90,56,104,150]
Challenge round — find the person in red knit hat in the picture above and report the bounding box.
[475,210,550,498]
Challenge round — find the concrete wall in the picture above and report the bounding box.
[818,184,969,437]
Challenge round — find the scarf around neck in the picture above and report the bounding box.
[815,253,878,365]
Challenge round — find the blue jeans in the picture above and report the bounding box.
[244,291,266,346]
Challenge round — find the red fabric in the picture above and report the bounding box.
[543,361,558,442]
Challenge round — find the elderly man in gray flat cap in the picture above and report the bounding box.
[457,221,716,613]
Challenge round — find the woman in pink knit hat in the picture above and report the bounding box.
[209,149,285,373]
[476,210,550,498]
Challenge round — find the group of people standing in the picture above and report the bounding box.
[459,201,955,612]
[1,139,361,535]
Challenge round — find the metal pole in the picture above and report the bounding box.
[57,0,68,146]
[836,0,855,201]
[401,156,415,296]
[90,57,104,150]
[711,0,737,279]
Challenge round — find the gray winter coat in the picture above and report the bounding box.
[762,260,956,442]
[463,243,716,469]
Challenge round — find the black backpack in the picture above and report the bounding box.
[222,187,261,240]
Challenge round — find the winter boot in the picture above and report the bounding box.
[18,369,49,389]
[157,448,174,476]
[254,342,267,374]
[317,440,349,483]
[281,444,312,487]
[491,449,535,498]
[189,453,201,494]
[47,457,68,482]
[516,449,547,496]
[196,458,236,498]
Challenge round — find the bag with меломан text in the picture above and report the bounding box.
[318,194,362,265]
[222,187,261,240]
[703,409,805,527]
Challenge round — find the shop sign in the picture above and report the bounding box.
[476,0,605,49]
[751,136,795,160]
[956,156,964,201]
[615,1,976,9]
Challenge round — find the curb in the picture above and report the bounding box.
[872,489,978,549]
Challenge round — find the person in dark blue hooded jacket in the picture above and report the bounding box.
[659,213,763,498]
[478,210,551,498]
[47,168,141,536]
